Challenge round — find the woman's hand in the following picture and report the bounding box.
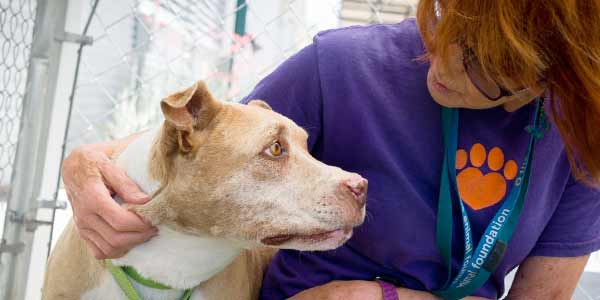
[288,280,492,300]
[62,135,157,259]
[288,280,383,300]
[288,280,442,300]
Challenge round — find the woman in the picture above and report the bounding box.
[62,1,600,299]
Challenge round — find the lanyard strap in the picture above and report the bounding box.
[433,100,547,299]
[106,260,193,300]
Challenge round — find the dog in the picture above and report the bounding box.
[43,81,368,300]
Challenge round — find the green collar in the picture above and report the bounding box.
[106,260,193,300]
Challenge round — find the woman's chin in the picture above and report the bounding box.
[426,70,502,109]
[427,82,463,108]
[430,94,462,108]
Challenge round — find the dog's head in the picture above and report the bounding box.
[145,81,367,251]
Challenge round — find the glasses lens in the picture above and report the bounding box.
[464,56,502,100]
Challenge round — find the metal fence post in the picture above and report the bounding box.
[0,1,70,299]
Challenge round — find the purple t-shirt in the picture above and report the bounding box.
[241,19,600,299]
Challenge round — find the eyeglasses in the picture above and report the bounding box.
[462,48,528,101]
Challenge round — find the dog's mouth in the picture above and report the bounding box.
[261,227,353,246]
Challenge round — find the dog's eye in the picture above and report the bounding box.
[265,141,284,157]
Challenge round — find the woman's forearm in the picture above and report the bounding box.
[395,288,490,300]
[394,287,436,299]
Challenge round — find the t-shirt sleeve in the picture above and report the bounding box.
[240,44,323,151]
[530,177,600,257]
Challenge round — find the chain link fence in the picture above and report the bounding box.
[0,0,72,299]
[64,0,417,152]
[0,0,37,240]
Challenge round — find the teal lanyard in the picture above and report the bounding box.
[433,99,548,299]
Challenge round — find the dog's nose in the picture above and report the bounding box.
[343,175,368,208]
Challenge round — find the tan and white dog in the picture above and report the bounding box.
[43,81,368,300]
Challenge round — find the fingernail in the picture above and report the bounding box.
[134,193,150,201]
[134,193,149,199]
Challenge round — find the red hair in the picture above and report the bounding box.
[417,0,600,185]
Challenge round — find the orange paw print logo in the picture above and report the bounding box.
[456,144,518,210]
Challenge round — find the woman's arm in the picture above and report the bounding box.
[288,280,491,300]
[506,255,589,300]
[62,131,157,259]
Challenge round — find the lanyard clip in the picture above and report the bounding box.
[483,241,508,272]
[525,111,550,140]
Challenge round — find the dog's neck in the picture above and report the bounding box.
[111,128,242,291]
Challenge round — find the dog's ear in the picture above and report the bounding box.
[160,81,221,152]
[248,99,272,111]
